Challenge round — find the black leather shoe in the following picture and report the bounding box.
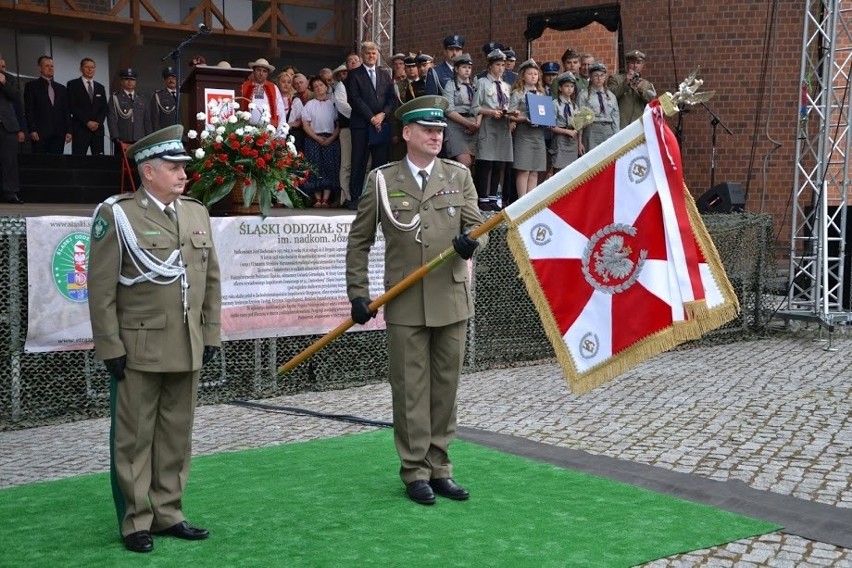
[429,478,470,500]
[1,195,24,204]
[123,530,153,553]
[153,521,209,540]
[406,479,436,505]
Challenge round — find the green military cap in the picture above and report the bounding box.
[394,95,449,127]
[125,124,191,164]
[626,49,646,62]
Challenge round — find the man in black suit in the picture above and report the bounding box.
[345,40,396,210]
[0,54,26,203]
[67,57,107,155]
[24,55,72,154]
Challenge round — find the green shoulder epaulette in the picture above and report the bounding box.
[440,158,468,169]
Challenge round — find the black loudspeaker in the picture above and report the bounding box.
[697,182,746,214]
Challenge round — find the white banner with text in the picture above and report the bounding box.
[23,214,386,352]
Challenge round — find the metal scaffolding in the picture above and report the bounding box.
[357,0,394,63]
[782,0,852,327]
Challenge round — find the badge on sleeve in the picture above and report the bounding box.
[91,215,109,241]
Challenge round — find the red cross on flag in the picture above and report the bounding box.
[503,101,739,393]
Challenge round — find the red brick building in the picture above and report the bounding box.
[394,0,810,247]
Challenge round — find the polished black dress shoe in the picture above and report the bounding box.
[1,195,24,204]
[123,530,153,553]
[153,521,209,540]
[429,478,470,500]
[406,479,436,505]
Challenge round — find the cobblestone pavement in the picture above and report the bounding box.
[1,336,850,566]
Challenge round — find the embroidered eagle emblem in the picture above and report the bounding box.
[593,235,634,283]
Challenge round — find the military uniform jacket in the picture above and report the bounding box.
[146,89,178,132]
[607,74,657,129]
[88,191,221,372]
[107,91,150,143]
[346,159,487,327]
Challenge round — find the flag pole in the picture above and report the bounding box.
[277,211,507,375]
[278,72,714,375]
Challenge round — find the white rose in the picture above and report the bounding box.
[240,111,252,121]
[228,115,238,124]
[266,124,277,133]
[230,101,240,109]
[196,111,207,121]
[199,130,210,140]
[235,128,244,136]
[187,130,198,140]
[194,148,205,159]
[215,135,223,143]
[216,126,226,135]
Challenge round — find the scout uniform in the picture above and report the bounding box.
[442,53,478,159]
[146,66,179,132]
[578,62,620,150]
[88,125,221,547]
[107,68,149,148]
[551,72,581,170]
[346,96,487,491]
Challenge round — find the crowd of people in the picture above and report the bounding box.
[0,40,656,207]
[236,36,656,211]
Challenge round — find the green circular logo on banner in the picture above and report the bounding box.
[52,232,91,303]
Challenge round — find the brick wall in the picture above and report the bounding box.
[393,0,816,252]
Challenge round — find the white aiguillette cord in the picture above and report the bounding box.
[111,203,189,320]
[376,169,422,243]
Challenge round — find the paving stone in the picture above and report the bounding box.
[2,336,851,566]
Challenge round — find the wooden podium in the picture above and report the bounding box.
[181,65,252,130]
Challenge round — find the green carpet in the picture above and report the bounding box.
[0,429,778,567]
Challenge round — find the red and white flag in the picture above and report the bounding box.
[503,101,739,393]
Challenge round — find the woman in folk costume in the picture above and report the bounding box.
[240,58,287,135]
[508,59,547,199]
[471,48,513,211]
[578,61,619,150]
[550,72,584,172]
[442,52,478,168]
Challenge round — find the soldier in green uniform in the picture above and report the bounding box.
[346,96,487,506]
[88,124,221,553]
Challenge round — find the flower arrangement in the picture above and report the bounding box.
[571,107,596,131]
[186,98,311,217]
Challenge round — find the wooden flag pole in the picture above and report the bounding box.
[277,211,507,375]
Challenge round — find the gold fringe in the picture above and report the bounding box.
[506,132,646,229]
[503,138,743,395]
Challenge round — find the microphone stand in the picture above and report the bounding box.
[701,102,732,190]
[161,25,210,126]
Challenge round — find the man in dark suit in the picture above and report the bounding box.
[345,40,396,210]
[24,55,71,154]
[0,54,26,203]
[67,57,107,155]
